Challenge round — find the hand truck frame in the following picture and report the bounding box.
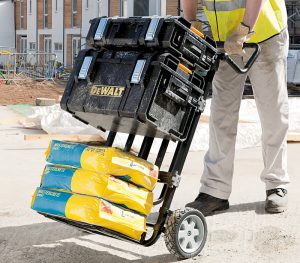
[41,42,260,259]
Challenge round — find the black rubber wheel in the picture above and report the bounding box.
[164,208,207,260]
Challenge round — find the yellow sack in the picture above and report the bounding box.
[45,140,158,190]
[31,188,146,241]
[41,165,153,215]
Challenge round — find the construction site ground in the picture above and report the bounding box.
[0,106,299,263]
[0,81,65,105]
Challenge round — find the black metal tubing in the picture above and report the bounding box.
[142,69,215,246]
[142,110,202,247]
[41,213,145,245]
[124,134,135,152]
[138,136,154,160]
[155,139,169,167]
[152,139,170,206]
[219,43,261,74]
[153,185,168,206]
[105,131,117,146]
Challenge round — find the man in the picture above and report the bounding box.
[182,0,290,214]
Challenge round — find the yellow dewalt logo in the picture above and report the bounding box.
[90,85,125,97]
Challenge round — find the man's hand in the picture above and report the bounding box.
[224,23,254,55]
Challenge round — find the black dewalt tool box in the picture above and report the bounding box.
[61,47,215,141]
[86,16,216,71]
[61,16,260,142]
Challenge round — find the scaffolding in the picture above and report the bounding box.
[0,51,57,82]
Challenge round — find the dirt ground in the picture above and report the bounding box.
[0,80,65,105]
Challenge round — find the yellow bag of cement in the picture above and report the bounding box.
[31,188,146,241]
[41,164,153,215]
[45,140,158,190]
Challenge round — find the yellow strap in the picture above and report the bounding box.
[178,63,193,75]
[190,27,205,39]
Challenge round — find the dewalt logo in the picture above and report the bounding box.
[90,85,125,97]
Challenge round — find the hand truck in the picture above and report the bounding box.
[41,18,260,259]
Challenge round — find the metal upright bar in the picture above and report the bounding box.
[105,131,117,147]
[143,111,202,246]
[124,134,135,152]
[138,136,154,160]
[154,139,169,167]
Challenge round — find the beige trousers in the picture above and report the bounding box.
[200,29,290,199]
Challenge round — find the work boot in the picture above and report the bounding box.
[185,193,229,216]
[265,188,288,213]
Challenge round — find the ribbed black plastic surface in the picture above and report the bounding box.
[86,16,217,70]
[61,49,216,140]
[61,17,219,141]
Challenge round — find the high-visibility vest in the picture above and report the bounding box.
[202,0,287,43]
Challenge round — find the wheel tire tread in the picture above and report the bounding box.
[164,208,206,260]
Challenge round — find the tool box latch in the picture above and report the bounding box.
[94,18,109,40]
[78,56,93,80]
[145,16,160,41]
[131,59,147,84]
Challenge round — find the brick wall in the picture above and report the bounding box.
[64,1,71,28]
[37,1,43,29]
[37,0,52,29]
[48,0,52,29]
[166,0,179,16]
[110,0,120,16]
[24,0,27,30]
[76,0,82,28]
[66,34,72,67]
[15,2,20,30]
[15,1,28,30]
[64,0,81,28]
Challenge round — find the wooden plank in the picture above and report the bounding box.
[200,115,256,124]
[24,134,105,143]
[288,134,300,142]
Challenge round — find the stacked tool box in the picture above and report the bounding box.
[61,16,219,141]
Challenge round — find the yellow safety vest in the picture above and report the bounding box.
[202,0,287,43]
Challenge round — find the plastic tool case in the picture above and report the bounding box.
[86,16,215,67]
[62,18,218,141]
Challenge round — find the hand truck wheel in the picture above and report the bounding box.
[164,208,207,259]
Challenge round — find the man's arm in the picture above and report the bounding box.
[181,0,198,21]
[243,0,264,31]
[225,0,264,54]
[181,0,203,32]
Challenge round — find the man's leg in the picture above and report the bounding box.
[187,56,247,214]
[248,29,290,213]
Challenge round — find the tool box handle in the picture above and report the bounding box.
[220,43,261,74]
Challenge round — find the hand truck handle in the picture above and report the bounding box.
[220,43,261,74]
